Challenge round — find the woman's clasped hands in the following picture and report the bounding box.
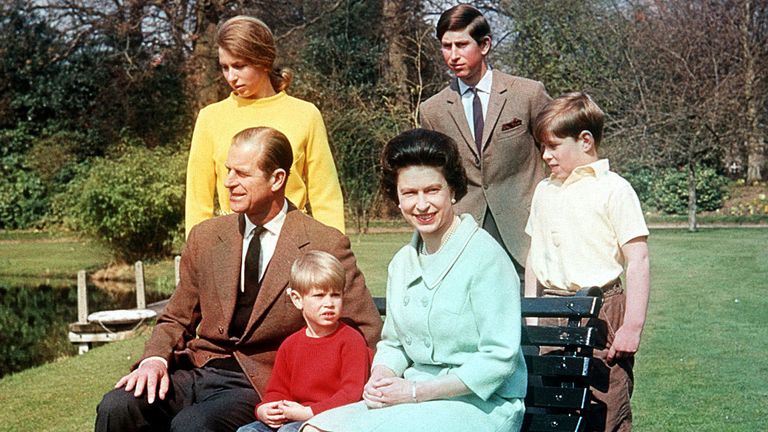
[363,365,416,409]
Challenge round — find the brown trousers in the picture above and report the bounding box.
[541,284,633,432]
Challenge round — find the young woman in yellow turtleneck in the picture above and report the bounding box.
[185,15,344,237]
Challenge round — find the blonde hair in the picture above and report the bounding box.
[290,250,346,296]
[216,15,293,92]
[533,92,605,148]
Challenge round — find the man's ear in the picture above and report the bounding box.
[287,288,303,310]
[270,168,287,192]
[480,36,492,56]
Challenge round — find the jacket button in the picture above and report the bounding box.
[424,339,431,348]
[421,297,429,307]
[483,183,489,190]
[403,296,410,306]
[405,336,412,345]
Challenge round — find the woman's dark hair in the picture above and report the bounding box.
[380,129,468,204]
[436,4,491,44]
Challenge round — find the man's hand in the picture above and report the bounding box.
[279,400,313,422]
[256,401,286,428]
[114,358,169,404]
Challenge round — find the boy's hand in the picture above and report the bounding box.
[256,401,286,428]
[607,324,642,364]
[279,400,313,421]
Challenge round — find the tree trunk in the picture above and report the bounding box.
[687,162,698,232]
[741,0,766,182]
[381,0,409,105]
[186,0,226,112]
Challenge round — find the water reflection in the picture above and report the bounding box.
[0,282,166,377]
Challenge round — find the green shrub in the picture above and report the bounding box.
[634,166,729,215]
[0,127,47,228]
[620,165,655,205]
[0,154,48,229]
[61,145,186,262]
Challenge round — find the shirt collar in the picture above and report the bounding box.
[552,159,610,186]
[458,68,493,96]
[244,200,288,238]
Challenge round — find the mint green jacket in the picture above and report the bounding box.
[373,215,527,400]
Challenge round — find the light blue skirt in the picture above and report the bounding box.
[303,393,523,432]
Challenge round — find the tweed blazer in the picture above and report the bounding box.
[420,71,550,264]
[141,207,383,395]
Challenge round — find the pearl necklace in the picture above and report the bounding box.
[420,216,460,255]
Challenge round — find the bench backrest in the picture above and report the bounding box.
[521,287,603,432]
[372,287,603,432]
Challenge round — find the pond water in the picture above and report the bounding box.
[0,281,167,377]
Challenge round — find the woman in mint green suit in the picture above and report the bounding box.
[303,129,526,432]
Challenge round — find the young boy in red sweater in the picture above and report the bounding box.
[237,250,372,432]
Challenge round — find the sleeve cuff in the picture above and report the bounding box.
[139,356,168,369]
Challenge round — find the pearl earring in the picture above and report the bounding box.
[398,204,402,209]
[451,198,456,204]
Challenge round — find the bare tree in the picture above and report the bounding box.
[617,0,747,230]
[739,0,767,182]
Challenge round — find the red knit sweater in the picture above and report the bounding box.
[257,322,371,415]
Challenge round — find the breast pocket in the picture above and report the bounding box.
[497,122,527,140]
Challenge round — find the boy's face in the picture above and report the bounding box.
[541,133,596,181]
[440,28,490,86]
[289,286,342,336]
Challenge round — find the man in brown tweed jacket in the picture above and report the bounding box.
[420,4,551,280]
[95,127,382,432]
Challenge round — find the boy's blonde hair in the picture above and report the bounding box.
[533,92,605,148]
[290,250,345,296]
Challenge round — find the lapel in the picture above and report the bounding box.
[482,72,512,151]
[244,207,308,333]
[444,79,479,158]
[402,216,478,290]
[212,214,246,327]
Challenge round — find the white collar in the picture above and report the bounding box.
[244,200,288,237]
[458,68,493,95]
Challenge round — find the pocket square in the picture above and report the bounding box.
[501,118,522,131]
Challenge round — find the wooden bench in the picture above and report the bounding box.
[372,286,604,432]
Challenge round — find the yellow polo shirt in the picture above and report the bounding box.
[525,159,648,292]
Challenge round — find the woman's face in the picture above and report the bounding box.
[396,165,455,242]
[218,47,268,99]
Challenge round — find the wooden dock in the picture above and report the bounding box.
[67,257,179,354]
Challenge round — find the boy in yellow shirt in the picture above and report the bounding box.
[524,92,650,432]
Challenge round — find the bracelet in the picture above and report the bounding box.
[411,382,417,403]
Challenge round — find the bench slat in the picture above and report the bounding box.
[521,297,601,318]
[373,297,387,315]
[525,386,589,409]
[525,355,591,378]
[523,413,585,432]
[522,326,599,348]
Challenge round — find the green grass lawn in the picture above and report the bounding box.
[0,231,178,292]
[633,228,768,431]
[0,228,766,431]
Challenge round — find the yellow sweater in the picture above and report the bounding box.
[185,91,345,236]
